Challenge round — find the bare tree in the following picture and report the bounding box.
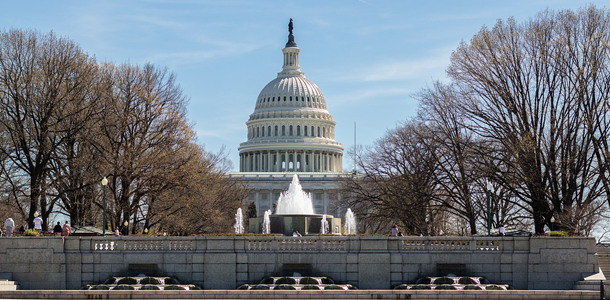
[0,29,98,229]
[447,7,607,233]
[342,121,442,235]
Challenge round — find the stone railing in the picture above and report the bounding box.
[90,236,502,253]
[92,238,194,252]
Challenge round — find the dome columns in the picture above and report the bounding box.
[239,150,342,172]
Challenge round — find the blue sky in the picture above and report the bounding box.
[1,0,605,171]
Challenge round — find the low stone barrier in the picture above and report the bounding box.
[0,289,600,299]
[0,236,598,290]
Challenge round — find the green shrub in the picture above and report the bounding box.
[434,285,457,290]
[301,285,321,290]
[251,284,270,290]
[458,277,476,284]
[485,285,505,290]
[299,277,321,285]
[276,277,296,284]
[464,285,483,290]
[113,285,135,290]
[321,277,335,284]
[323,285,345,290]
[260,277,275,284]
[164,285,186,290]
[140,277,160,285]
[410,285,432,290]
[549,230,569,237]
[274,284,296,290]
[433,277,454,284]
[140,285,160,290]
[117,277,138,285]
[24,229,39,237]
[415,277,431,284]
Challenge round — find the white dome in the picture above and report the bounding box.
[238,21,343,173]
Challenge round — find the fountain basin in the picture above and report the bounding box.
[250,214,342,235]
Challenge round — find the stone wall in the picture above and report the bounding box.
[0,236,598,290]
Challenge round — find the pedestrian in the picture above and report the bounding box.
[114,226,120,237]
[33,213,43,232]
[4,218,14,237]
[390,224,398,237]
[62,221,71,237]
[499,225,505,236]
[53,222,62,235]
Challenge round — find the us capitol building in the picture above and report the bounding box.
[228,20,348,217]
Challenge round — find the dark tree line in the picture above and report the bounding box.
[344,6,609,236]
[0,29,247,234]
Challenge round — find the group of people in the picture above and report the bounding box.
[53,221,72,236]
[3,215,71,237]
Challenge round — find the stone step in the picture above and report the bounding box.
[573,280,604,291]
[0,281,18,291]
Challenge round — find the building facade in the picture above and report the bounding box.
[230,20,347,218]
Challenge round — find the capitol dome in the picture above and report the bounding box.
[238,20,343,173]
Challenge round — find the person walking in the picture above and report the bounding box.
[62,221,71,237]
[4,218,14,237]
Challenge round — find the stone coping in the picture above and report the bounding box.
[0,290,600,300]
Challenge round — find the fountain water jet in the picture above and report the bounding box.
[321,215,329,234]
[262,210,271,234]
[344,208,356,235]
[234,208,244,234]
[276,175,314,215]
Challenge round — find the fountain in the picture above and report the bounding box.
[344,208,356,235]
[262,210,271,234]
[251,174,342,235]
[234,208,244,234]
[276,175,314,215]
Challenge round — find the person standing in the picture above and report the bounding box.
[33,213,43,232]
[62,221,71,237]
[114,227,120,237]
[53,222,62,235]
[4,218,14,237]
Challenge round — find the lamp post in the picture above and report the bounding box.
[101,177,108,236]
[550,216,555,232]
[124,221,128,236]
[487,180,493,236]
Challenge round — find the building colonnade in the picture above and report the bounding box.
[240,150,342,172]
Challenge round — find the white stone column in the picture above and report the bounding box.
[246,152,251,172]
[276,151,280,172]
[268,152,273,171]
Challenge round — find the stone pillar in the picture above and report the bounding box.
[323,189,328,214]
[276,151,280,172]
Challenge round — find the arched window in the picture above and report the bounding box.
[304,126,308,136]
[256,127,260,138]
[284,96,286,102]
[297,125,300,136]
[317,127,320,137]
[272,97,275,102]
[282,125,286,136]
[268,126,271,136]
[322,127,326,138]
[290,96,292,101]
[311,126,314,137]
[262,127,265,137]
[289,125,293,136]
[275,126,278,136]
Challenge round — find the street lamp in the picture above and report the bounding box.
[124,221,128,236]
[486,180,493,236]
[101,177,108,236]
[550,216,555,232]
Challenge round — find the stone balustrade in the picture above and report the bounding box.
[0,236,598,291]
